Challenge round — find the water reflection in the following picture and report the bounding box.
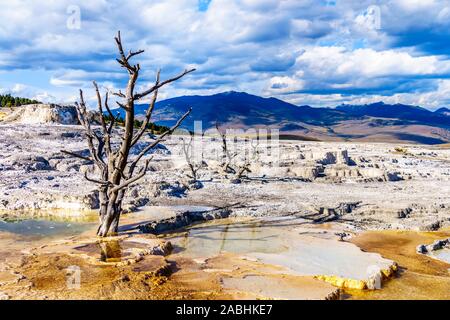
[166,218,289,258]
[0,215,95,239]
[99,240,123,263]
[430,248,450,264]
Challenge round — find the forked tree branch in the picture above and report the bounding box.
[127,49,145,60]
[84,171,111,186]
[134,68,196,100]
[110,159,151,193]
[112,90,126,98]
[114,30,144,73]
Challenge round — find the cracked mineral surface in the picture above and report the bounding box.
[1,122,449,232]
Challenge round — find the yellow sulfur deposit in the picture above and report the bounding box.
[314,263,398,290]
[381,263,398,278]
[314,275,367,290]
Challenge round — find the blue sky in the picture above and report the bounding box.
[1,0,450,109]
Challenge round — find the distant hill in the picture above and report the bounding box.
[335,102,449,127]
[110,91,450,144]
[435,107,450,117]
[116,91,348,130]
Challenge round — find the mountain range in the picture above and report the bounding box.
[112,91,450,144]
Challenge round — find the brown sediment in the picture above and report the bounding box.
[4,216,448,300]
[0,223,236,300]
[0,249,232,300]
[0,243,340,300]
[348,229,450,300]
[0,230,218,300]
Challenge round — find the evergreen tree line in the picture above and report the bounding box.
[103,114,171,134]
[0,94,40,107]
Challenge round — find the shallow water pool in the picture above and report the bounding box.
[0,216,96,239]
[164,217,292,258]
[431,248,450,264]
[165,217,395,281]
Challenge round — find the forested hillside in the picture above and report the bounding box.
[0,94,39,107]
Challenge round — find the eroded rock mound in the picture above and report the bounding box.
[305,150,351,165]
[1,104,79,125]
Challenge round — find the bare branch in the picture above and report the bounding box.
[134,68,196,100]
[236,163,251,179]
[61,150,93,162]
[116,101,127,110]
[104,92,116,135]
[84,171,111,186]
[104,92,113,118]
[93,82,113,156]
[131,70,161,147]
[112,90,126,98]
[74,89,104,167]
[110,159,150,193]
[114,31,127,64]
[182,135,193,159]
[93,81,108,134]
[114,30,143,73]
[126,49,145,60]
[215,122,237,173]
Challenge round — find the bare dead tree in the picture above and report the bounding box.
[62,31,195,237]
[235,162,251,179]
[235,137,260,179]
[181,134,202,181]
[234,142,253,180]
[215,122,252,181]
[215,122,237,175]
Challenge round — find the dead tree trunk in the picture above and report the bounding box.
[63,31,195,237]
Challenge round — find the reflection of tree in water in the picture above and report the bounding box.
[99,240,122,262]
[219,224,229,254]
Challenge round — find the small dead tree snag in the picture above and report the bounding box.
[215,122,252,181]
[235,162,251,179]
[63,31,195,237]
[216,122,237,175]
[181,134,202,181]
[235,138,260,179]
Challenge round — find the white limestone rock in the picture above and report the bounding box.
[1,104,79,125]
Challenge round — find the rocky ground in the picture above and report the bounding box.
[0,113,449,231]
